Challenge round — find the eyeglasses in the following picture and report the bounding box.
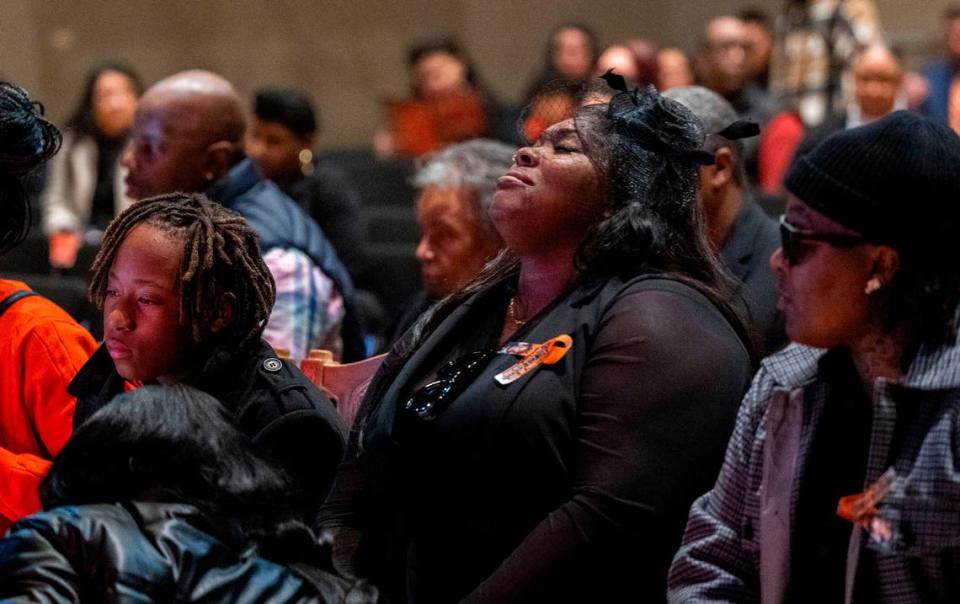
[403,350,494,422]
[707,40,750,54]
[778,215,867,265]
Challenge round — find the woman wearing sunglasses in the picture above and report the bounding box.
[670,111,960,602]
[319,80,755,603]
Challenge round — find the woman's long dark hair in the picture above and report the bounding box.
[403,83,755,362]
[40,384,311,561]
[575,94,726,284]
[0,81,61,254]
[577,92,754,354]
[66,61,143,138]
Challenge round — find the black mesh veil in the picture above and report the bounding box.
[572,83,710,278]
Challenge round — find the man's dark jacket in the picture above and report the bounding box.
[208,158,366,361]
[281,160,365,278]
[720,198,786,354]
[918,58,954,123]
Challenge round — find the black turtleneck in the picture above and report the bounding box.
[89,134,126,230]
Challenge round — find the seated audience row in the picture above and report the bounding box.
[34,5,960,272]
[3,17,960,598]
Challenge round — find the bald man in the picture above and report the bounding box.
[794,45,903,159]
[122,70,365,361]
[123,70,245,199]
[852,45,903,125]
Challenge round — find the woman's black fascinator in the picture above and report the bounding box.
[571,70,758,353]
[599,69,758,167]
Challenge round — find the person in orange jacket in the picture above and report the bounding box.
[0,81,98,533]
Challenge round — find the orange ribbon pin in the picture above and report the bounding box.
[837,467,896,544]
[495,334,572,385]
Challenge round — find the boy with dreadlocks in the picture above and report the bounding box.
[68,193,346,519]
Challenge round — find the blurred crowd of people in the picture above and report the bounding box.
[2,1,960,602]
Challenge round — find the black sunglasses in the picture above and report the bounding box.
[403,350,495,422]
[778,215,866,265]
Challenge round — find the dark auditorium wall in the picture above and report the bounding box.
[0,0,952,149]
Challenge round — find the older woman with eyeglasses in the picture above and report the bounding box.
[669,111,960,603]
[319,78,754,603]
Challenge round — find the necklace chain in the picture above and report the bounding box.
[508,296,527,326]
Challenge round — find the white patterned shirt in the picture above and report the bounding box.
[262,247,344,362]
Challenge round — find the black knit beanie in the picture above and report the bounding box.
[785,110,960,251]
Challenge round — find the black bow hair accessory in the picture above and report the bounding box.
[599,69,759,166]
[601,69,640,105]
[715,120,760,141]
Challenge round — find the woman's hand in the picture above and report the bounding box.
[49,231,83,270]
[372,127,396,159]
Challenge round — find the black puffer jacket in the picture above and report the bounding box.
[0,501,371,602]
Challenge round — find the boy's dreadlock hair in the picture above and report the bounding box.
[89,193,276,350]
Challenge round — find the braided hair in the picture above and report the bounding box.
[0,81,61,254]
[89,193,276,351]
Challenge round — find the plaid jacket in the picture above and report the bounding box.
[668,341,960,603]
[771,0,881,127]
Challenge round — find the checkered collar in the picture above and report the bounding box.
[762,331,960,392]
